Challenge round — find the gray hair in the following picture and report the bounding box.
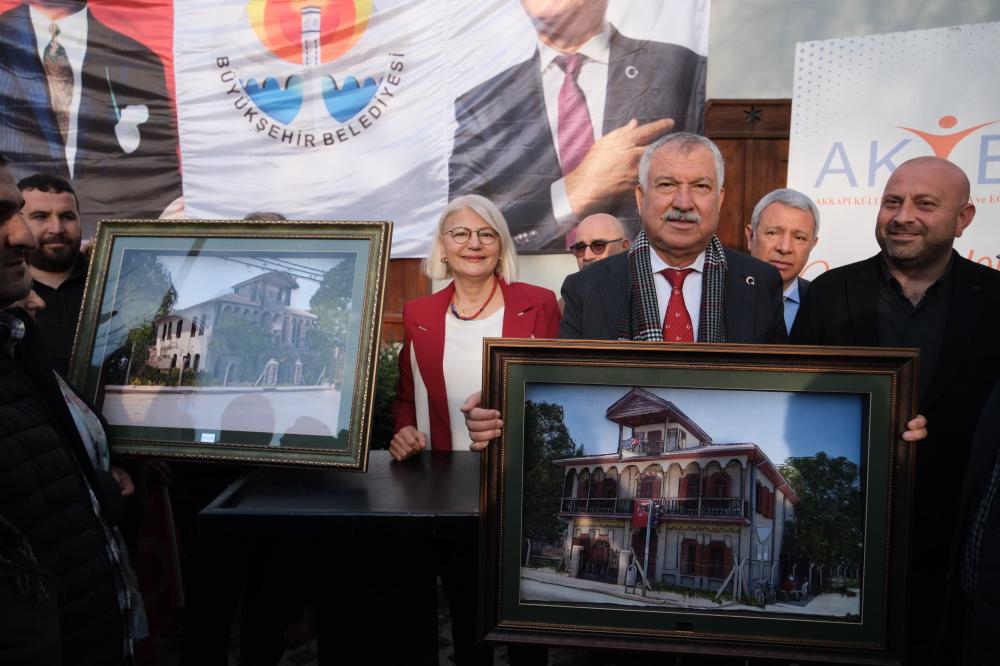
[638,132,725,191]
[749,188,820,237]
[424,194,519,282]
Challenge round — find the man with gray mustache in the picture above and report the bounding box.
[559,132,786,343]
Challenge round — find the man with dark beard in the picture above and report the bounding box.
[18,173,84,375]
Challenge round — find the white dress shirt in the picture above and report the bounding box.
[410,307,504,450]
[30,5,89,177]
[537,24,611,226]
[649,247,706,338]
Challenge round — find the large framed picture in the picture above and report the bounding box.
[481,339,918,663]
[69,219,391,470]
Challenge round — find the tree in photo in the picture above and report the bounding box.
[302,255,357,388]
[779,453,863,587]
[522,400,583,542]
[104,251,177,385]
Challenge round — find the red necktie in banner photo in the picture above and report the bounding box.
[555,53,594,176]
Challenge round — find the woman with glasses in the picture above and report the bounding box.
[391,194,560,460]
[389,194,558,665]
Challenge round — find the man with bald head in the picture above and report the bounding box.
[568,213,630,269]
[791,156,1000,664]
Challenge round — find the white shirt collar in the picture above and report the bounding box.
[647,246,707,275]
[537,21,612,71]
[29,4,89,62]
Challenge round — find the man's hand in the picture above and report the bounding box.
[110,466,135,497]
[564,117,675,219]
[159,196,185,220]
[389,425,427,462]
[461,391,502,451]
[901,414,927,442]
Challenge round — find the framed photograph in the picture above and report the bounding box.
[69,219,391,470]
[481,340,918,663]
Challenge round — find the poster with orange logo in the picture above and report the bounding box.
[0,0,708,255]
[788,22,1000,276]
[173,0,708,256]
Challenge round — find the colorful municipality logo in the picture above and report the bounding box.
[216,0,405,149]
[814,115,1000,189]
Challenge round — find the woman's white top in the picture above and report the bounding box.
[411,307,504,450]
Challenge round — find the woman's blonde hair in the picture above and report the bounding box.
[423,194,519,282]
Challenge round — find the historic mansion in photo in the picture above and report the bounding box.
[553,388,798,591]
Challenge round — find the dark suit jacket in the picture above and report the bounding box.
[393,279,561,450]
[449,29,706,250]
[790,252,1000,664]
[940,379,1000,664]
[0,4,181,235]
[560,247,787,343]
[797,276,811,301]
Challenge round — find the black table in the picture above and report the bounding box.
[201,449,482,525]
[182,451,484,666]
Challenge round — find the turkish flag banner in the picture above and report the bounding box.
[632,498,650,529]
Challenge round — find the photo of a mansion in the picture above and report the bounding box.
[553,388,798,592]
[147,270,318,383]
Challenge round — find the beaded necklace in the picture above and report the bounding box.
[450,276,499,321]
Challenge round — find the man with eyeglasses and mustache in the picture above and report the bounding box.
[18,173,84,376]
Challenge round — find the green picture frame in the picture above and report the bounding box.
[69,219,391,470]
[481,339,918,663]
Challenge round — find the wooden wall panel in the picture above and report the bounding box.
[705,99,791,253]
[380,258,429,346]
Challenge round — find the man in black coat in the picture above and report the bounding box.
[790,156,1000,664]
[449,0,705,250]
[0,0,182,236]
[0,156,131,665]
[944,379,1000,664]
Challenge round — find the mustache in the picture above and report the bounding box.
[885,222,923,234]
[37,233,74,244]
[661,208,701,223]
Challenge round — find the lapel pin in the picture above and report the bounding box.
[745,276,755,285]
[625,65,638,79]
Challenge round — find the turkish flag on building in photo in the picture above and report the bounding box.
[632,498,651,529]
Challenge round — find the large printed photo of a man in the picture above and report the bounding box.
[449,0,707,251]
[0,0,182,236]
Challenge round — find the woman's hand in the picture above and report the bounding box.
[390,426,427,461]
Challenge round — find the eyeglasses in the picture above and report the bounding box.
[569,238,623,258]
[444,227,499,245]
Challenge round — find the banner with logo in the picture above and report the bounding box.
[175,0,709,255]
[0,0,709,256]
[788,22,1000,277]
